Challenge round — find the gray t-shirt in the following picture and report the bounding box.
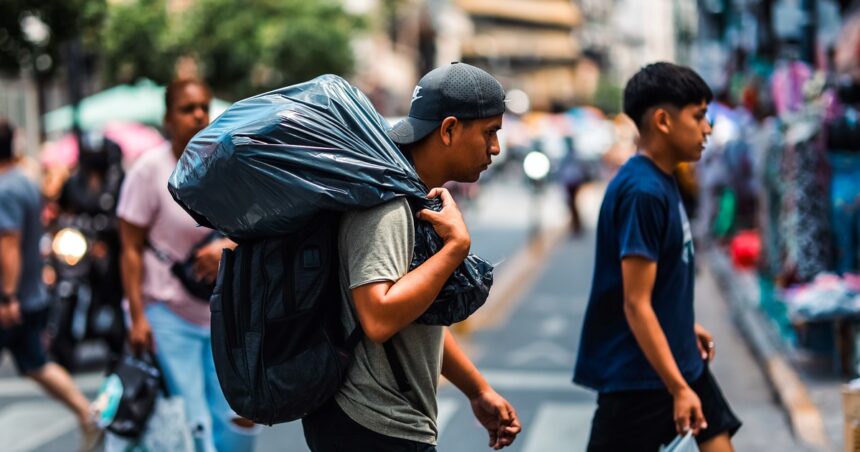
[334,198,445,445]
[0,168,48,312]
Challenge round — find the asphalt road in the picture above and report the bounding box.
[0,177,802,451]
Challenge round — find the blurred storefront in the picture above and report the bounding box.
[454,0,582,111]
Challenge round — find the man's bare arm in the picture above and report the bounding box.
[0,231,23,327]
[352,188,469,344]
[622,255,706,434]
[352,240,466,343]
[441,329,521,449]
[119,219,153,352]
[0,231,21,297]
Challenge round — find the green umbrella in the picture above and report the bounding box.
[42,79,231,134]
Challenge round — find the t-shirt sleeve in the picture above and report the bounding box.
[343,199,414,290]
[116,161,157,228]
[0,193,24,233]
[616,191,666,261]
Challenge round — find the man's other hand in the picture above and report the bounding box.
[193,241,224,284]
[694,323,715,362]
[469,389,522,449]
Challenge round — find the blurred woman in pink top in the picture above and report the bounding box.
[118,79,258,452]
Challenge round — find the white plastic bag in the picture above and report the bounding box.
[659,431,699,452]
[104,395,193,452]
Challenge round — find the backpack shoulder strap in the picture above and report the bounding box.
[382,339,412,393]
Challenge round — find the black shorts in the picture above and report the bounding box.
[0,308,49,374]
[302,398,437,452]
[587,365,742,452]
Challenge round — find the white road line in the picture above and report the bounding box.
[0,372,102,397]
[509,341,574,367]
[481,369,593,396]
[521,402,594,452]
[0,401,78,452]
[538,317,567,338]
[436,398,459,437]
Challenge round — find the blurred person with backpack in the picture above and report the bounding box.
[117,80,257,452]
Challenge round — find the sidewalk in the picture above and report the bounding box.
[696,258,806,450]
[709,250,841,451]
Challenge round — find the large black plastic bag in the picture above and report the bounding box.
[168,74,492,325]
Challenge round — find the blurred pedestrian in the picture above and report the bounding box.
[301,63,521,451]
[0,119,102,450]
[573,63,741,451]
[117,80,258,452]
[558,138,588,236]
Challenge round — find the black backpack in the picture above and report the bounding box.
[210,211,365,425]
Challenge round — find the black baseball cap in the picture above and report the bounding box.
[388,62,506,145]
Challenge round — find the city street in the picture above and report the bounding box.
[0,175,804,451]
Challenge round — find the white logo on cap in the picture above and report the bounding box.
[411,86,423,104]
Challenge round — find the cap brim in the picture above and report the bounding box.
[387,117,440,145]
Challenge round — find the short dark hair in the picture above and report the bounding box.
[623,62,713,129]
[165,79,211,112]
[0,119,13,161]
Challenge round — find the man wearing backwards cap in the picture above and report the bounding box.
[301,63,521,451]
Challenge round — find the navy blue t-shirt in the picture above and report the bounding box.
[573,155,702,393]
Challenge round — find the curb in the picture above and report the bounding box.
[708,249,831,450]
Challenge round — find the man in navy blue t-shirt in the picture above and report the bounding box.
[574,63,741,451]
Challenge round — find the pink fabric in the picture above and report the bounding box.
[770,61,812,116]
[40,122,166,169]
[117,144,211,326]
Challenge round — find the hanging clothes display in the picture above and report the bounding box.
[826,103,860,274]
[756,119,786,279]
[778,121,832,283]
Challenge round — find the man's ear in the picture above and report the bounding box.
[439,116,459,146]
[653,107,672,135]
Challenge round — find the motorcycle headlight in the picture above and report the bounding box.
[52,228,88,266]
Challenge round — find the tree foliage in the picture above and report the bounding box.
[0,0,106,78]
[99,0,360,99]
[99,0,179,85]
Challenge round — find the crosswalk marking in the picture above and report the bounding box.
[521,402,594,452]
[481,369,593,395]
[0,401,77,452]
[0,372,102,397]
[0,369,595,450]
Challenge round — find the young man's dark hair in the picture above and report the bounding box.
[574,63,740,452]
[623,62,714,129]
[0,119,14,161]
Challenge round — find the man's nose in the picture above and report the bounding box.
[489,137,501,155]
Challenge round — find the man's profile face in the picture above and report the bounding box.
[666,101,711,163]
[449,115,503,183]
